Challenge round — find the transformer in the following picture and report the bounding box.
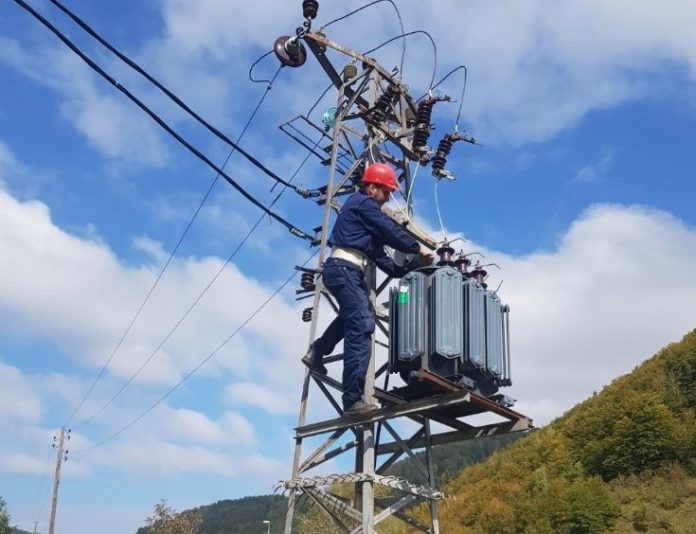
[389,265,512,397]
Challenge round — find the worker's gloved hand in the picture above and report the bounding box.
[418,246,434,264]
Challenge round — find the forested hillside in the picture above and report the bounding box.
[136,495,294,534]
[414,329,696,533]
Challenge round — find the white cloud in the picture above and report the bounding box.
[0,37,167,165]
[571,148,615,184]
[0,361,44,422]
[484,204,696,424]
[413,0,696,143]
[156,406,256,446]
[224,382,297,415]
[0,185,306,391]
[0,140,22,186]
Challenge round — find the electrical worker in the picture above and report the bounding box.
[303,163,433,415]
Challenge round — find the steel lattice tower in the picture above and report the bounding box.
[276,26,532,534]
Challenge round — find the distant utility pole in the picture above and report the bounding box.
[33,520,38,534]
[47,427,70,534]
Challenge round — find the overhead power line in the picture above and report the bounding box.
[45,0,309,196]
[13,0,312,241]
[65,65,283,427]
[78,250,318,451]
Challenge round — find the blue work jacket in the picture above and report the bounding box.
[328,189,420,277]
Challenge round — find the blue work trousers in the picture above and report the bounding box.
[313,258,375,410]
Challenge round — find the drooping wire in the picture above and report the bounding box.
[248,50,275,84]
[434,180,447,241]
[67,67,283,427]
[307,82,335,118]
[417,64,468,104]
[426,65,469,128]
[364,30,438,92]
[323,0,405,76]
[14,0,312,241]
[405,161,421,210]
[44,0,305,195]
[76,250,318,452]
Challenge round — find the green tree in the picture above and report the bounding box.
[0,497,10,534]
[145,500,202,534]
[548,477,620,534]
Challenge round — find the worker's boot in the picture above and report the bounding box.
[301,344,328,375]
[344,399,379,415]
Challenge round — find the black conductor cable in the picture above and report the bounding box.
[44,0,311,197]
[13,0,312,241]
[431,65,469,128]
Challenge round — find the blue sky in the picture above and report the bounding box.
[2,1,696,533]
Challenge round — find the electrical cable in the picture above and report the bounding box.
[14,0,312,241]
[417,64,467,103]
[307,82,334,118]
[323,0,405,76]
[44,0,306,196]
[76,250,318,452]
[434,179,447,241]
[405,161,420,210]
[364,30,438,92]
[67,66,283,427]
[78,116,320,427]
[426,65,468,128]
[455,66,468,129]
[248,49,275,84]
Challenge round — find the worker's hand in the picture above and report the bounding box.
[418,246,434,263]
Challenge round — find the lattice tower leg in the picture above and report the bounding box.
[424,419,440,534]
[284,82,348,534]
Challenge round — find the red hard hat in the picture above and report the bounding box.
[361,163,399,192]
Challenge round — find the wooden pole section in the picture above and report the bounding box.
[47,427,66,534]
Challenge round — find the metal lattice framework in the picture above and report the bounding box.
[280,29,533,534]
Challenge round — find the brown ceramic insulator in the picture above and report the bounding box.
[302,307,313,322]
[274,36,307,68]
[454,255,471,273]
[302,0,319,20]
[436,242,456,266]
